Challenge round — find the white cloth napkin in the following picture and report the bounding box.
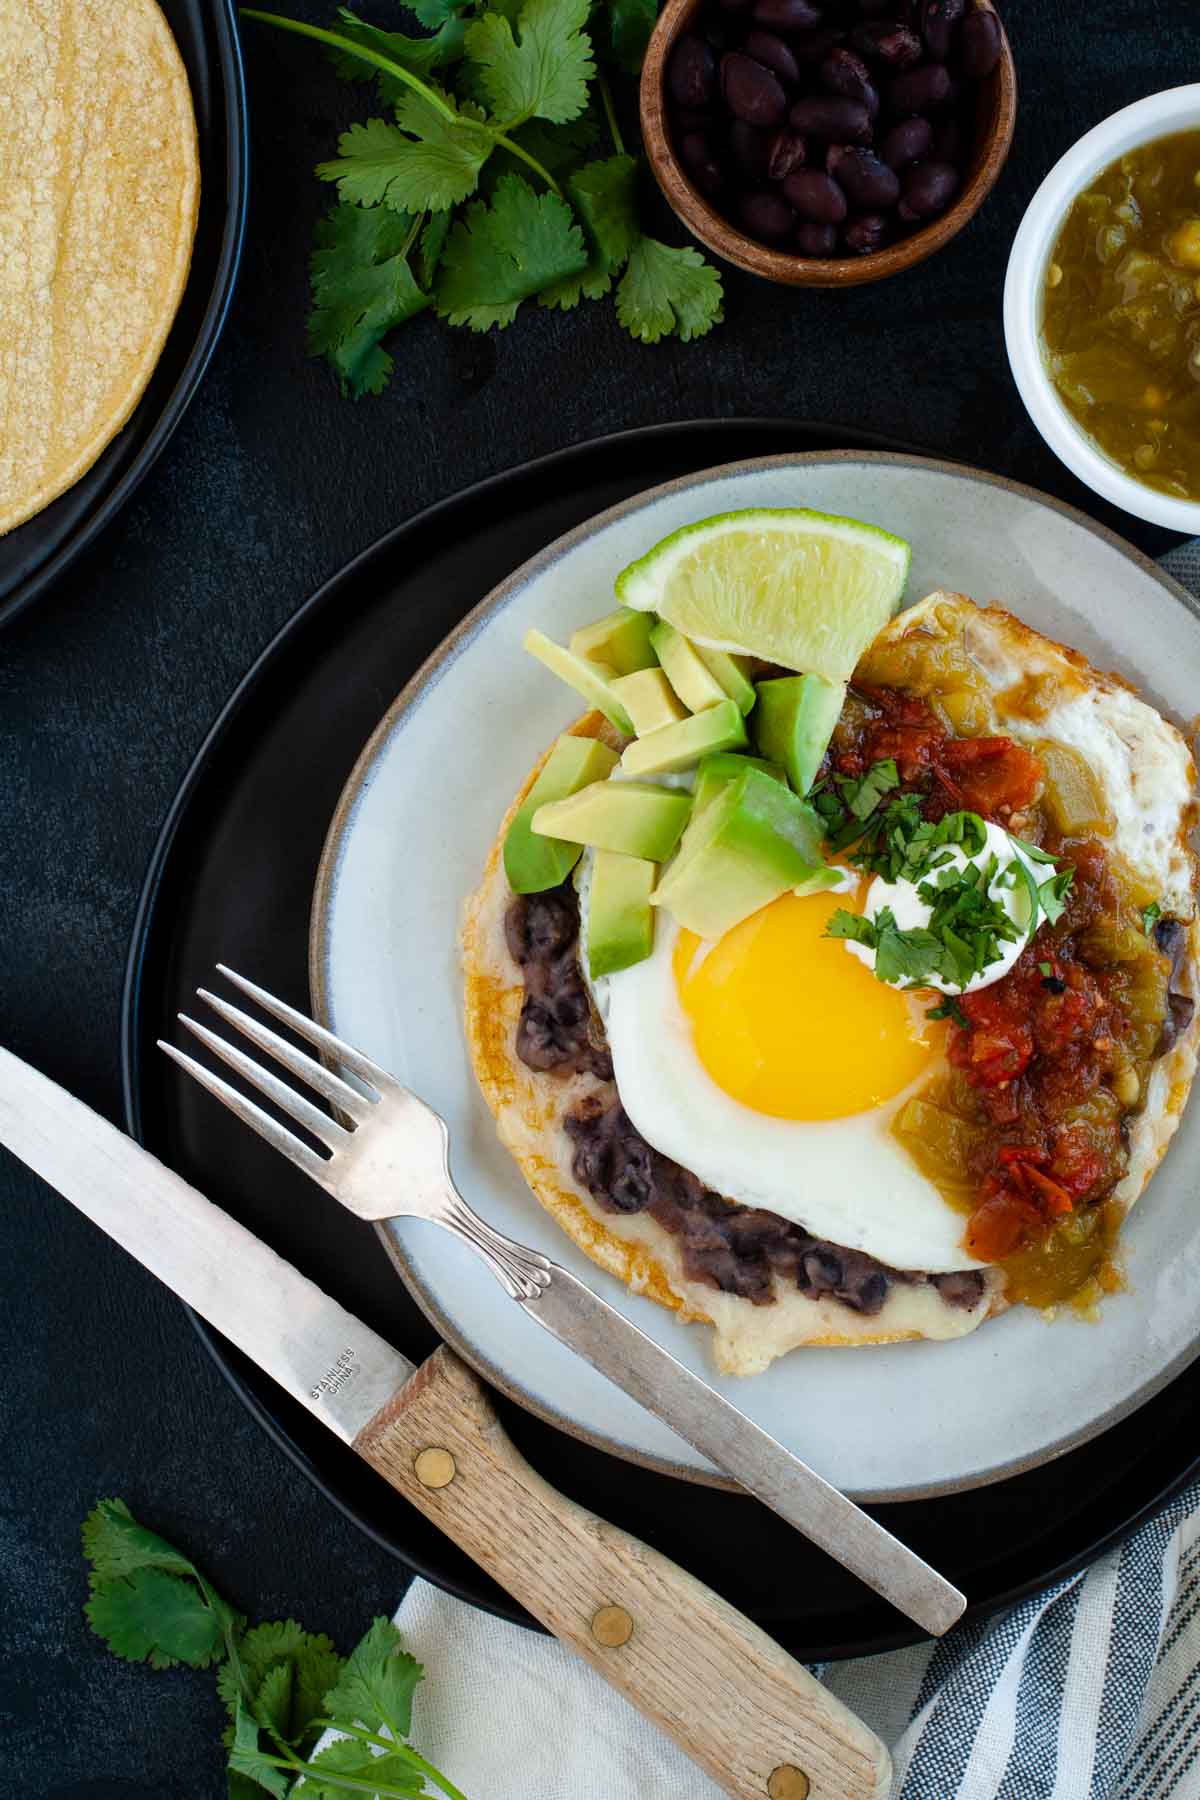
[358,539,1200,1800]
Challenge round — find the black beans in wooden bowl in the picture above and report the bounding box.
[645,0,1013,282]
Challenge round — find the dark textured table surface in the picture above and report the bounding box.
[4,3,1198,1794]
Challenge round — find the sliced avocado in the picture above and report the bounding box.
[694,645,757,714]
[532,781,691,861]
[653,767,827,938]
[586,850,657,977]
[524,629,635,736]
[693,750,785,818]
[619,699,748,777]
[649,619,728,713]
[752,674,847,795]
[611,668,688,737]
[503,735,619,895]
[569,607,657,676]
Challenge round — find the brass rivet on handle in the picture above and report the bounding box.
[590,1604,634,1648]
[414,1446,457,1489]
[767,1766,810,1800]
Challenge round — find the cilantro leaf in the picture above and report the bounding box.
[1037,869,1073,925]
[616,236,723,342]
[218,1619,342,1746]
[317,94,493,213]
[465,0,595,126]
[1143,899,1163,937]
[321,1616,424,1741]
[825,909,877,948]
[309,205,431,398]
[927,995,968,1026]
[848,757,899,820]
[410,0,469,26]
[81,1497,198,1584]
[417,208,452,289]
[540,152,637,308]
[328,6,466,97]
[604,0,658,73]
[86,1569,227,1670]
[435,173,587,327]
[228,1699,290,1799]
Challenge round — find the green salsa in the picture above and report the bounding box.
[1041,128,1200,500]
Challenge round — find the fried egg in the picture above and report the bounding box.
[579,858,982,1274]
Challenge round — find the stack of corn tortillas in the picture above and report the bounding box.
[0,0,200,537]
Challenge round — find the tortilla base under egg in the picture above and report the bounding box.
[461,593,1199,1376]
[0,0,200,537]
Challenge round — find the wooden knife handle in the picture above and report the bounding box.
[354,1346,891,1800]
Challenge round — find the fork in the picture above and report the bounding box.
[160,964,967,1639]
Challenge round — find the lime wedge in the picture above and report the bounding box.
[615,508,910,682]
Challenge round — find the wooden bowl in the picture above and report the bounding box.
[640,0,1017,288]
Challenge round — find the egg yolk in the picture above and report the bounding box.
[673,888,941,1121]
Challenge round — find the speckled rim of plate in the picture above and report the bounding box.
[310,449,1200,1501]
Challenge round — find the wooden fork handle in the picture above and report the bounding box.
[354,1345,892,1800]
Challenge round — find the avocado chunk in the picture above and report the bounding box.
[524,629,635,736]
[611,668,688,736]
[694,645,757,714]
[753,674,847,795]
[532,781,691,861]
[586,850,657,977]
[650,620,728,713]
[693,750,785,817]
[503,734,619,894]
[619,699,748,777]
[653,767,827,938]
[569,607,657,676]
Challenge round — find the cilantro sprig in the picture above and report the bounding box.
[245,1,724,393]
[817,756,1075,997]
[82,1498,468,1800]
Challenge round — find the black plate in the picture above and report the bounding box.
[121,420,1200,1660]
[0,0,247,628]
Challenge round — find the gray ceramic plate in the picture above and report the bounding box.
[311,453,1200,1503]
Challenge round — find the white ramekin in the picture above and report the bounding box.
[1004,85,1200,534]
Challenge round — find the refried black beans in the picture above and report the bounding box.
[504,880,986,1318]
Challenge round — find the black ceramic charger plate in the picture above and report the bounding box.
[0,0,247,628]
[122,420,1200,1660]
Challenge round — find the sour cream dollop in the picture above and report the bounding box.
[842,820,1046,997]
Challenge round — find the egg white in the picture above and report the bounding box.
[579,854,983,1276]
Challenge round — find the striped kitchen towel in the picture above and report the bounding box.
[364,539,1200,1800]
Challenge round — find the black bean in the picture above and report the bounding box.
[679,129,713,170]
[932,113,964,161]
[842,210,889,253]
[857,0,895,13]
[668,34,717,108]
[888,60,951,114]
[791,26,843,64]
[788,94,872,140]
[782,167,848,220]
[740,190,798,239]
[795,219,838,254]
[766,127,808,178]
[819,47,879,113]
[918,0,964,60]
[729,118,771,179]
[751,0,823,27]
[721,50,788,124]
[674,107,713,132]
[717,0,753,10]
[880,113,933,167]
[897,157,959,218]
[957,7,1002,77]
[744,28,801,84]
[690,154,729,200]
[826,144,900,205]
[702,17,738,51]
[850,21,922,65]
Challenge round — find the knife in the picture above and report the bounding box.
[0,1043,892,1800]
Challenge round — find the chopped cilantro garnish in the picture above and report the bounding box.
[1038,960,1052,977]
[927,995,968,1027]
[1142,900,1163,937]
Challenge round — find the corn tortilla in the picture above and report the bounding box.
[0,0,200,536]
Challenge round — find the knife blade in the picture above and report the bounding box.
[0,1041,896,1800]
[0,1044,408,1444]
